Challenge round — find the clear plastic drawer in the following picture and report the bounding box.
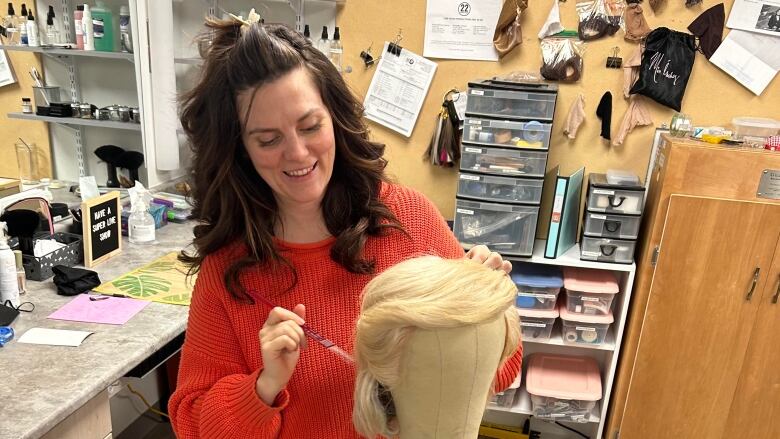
[580,236,637,264]
[463,118,552,150]
[460,145,547,178]
[582,212,642,239]
[466,88,556,121]
[457,173,543,205]
[453,199,539,256]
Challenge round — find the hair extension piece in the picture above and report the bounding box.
[352,256,521,438]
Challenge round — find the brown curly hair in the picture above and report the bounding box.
[179,18,403,301]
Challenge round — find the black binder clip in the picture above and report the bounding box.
[387,29,403,57]
[606,47,622,69]
[360,42,377,67]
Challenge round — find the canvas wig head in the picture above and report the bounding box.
[352,256,520,438]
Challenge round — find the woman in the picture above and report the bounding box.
[769,9,780,31]
[169,15,522,438]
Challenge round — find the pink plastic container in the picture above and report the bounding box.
[526,353,602,423]
[516,307,558,341]
[559,304,613,346]
[563,267,619,316]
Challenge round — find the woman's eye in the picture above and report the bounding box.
[302,123,322,133]
[257,137,280,147]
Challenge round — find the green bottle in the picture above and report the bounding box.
[91,1,114,52]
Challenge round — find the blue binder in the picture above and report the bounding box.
[545,167,585,259]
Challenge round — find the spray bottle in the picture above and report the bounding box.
[128,182,155,245]
[0,222,20,308]
[119,6,132,53]
[82,4,94,51]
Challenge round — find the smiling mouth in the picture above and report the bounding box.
[284,161,318,177]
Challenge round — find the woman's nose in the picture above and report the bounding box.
[284,134,309,161]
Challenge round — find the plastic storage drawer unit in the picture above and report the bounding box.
[559,305,613,347]
[526,353,602,423]
[517,307,557,341]
[511,263,563,311]
[580,236,637,264]
[457,173,543,205]
[460,144,547,178]
[563,267,619,316]
[463,117,552,150]
[583,211,642,239]
[466,86,556,121]
[453,199,539,256]
[586,173,645,215]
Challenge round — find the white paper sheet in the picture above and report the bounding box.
[18,328,94,347]
[727,0,780,37]
[364,42,438,137]
[423,0,502,61]
[711,30,780,95]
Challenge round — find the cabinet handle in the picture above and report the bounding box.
[745,267,760,302]
[608,195,626,208]
[604,220,621,233]
[772,274,780,304]
[600,244,617,257]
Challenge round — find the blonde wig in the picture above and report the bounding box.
[352,256,520,438]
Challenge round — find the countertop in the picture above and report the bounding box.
[0,221,195,439]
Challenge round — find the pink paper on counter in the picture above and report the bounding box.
[48,294,150,325]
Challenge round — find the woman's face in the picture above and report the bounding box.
[237,67,336,213]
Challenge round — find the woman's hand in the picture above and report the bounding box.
[256,304,308,405]
[465,245,512,274]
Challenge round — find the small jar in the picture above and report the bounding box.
[97,107,111,120]
[118,105,131,122]
[80,103,94,119]
[21,98,33,114]
[131,107,140,123]
[107,104,121,121]
[70,102,82,118]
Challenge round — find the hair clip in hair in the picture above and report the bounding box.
[229,8,262,30]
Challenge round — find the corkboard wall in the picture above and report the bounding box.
[339,0,780,231]
[0,2,51,181]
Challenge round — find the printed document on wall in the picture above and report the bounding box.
[711,30,780,95]
[424,0,502,61]
[726,0,780,37]
[364,42,438,137]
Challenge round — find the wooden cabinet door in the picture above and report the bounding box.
[619,196,780,439]
[723,214,780,439]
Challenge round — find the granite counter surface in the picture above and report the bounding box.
[0,221,195,439]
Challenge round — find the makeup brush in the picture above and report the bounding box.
[116,151,145,184]
[94,145,125,188]
[0,210,41,256]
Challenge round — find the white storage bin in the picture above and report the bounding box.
[457,173,543,205]
[732,117,780,139]
[527,354,602,423]
[463,117,552,150]
[517,307,557,341]
[460,145,547,178]
[559,305,613,346]
[586,173,645,215]
[453,199,539,256]
[563,267,619,316]
[580,236,637,264]
[466,87,556,121]
[583,212,642,239]
[490,374,522,408]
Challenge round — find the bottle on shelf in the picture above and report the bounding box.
[26,12,39,47]
[19,15,27,46]
[82,4,94,51]
[329,27,343,73]
[91,1,113,52]
[46,5,60,44]
[128,183,156,245]
[2,3,18,45]
[317,26,330,57]
[74,5,84,49]
[303,24,311,45]
[119,6,132,53]
[19,3,27,26]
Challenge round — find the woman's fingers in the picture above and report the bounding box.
[466,245,512,274]
[265,306,305,326]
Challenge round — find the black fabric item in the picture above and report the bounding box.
[688,3,725,59]
[52,265,101,296]
[0,301,20,326]
[629,27,696,111]
[596,92,613,140]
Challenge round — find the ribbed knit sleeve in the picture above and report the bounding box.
[494,347,523,392]
[169,255,286,439]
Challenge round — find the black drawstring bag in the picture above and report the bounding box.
[629,27,696,112]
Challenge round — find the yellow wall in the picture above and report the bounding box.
[0,2,51,181]
[340,0,780,230]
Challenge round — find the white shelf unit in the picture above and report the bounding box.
[481,239,636,439]
[4,0,187,189]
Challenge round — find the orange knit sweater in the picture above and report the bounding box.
[169,184,523,438]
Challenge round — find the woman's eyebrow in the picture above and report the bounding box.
[245,109,320,136]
